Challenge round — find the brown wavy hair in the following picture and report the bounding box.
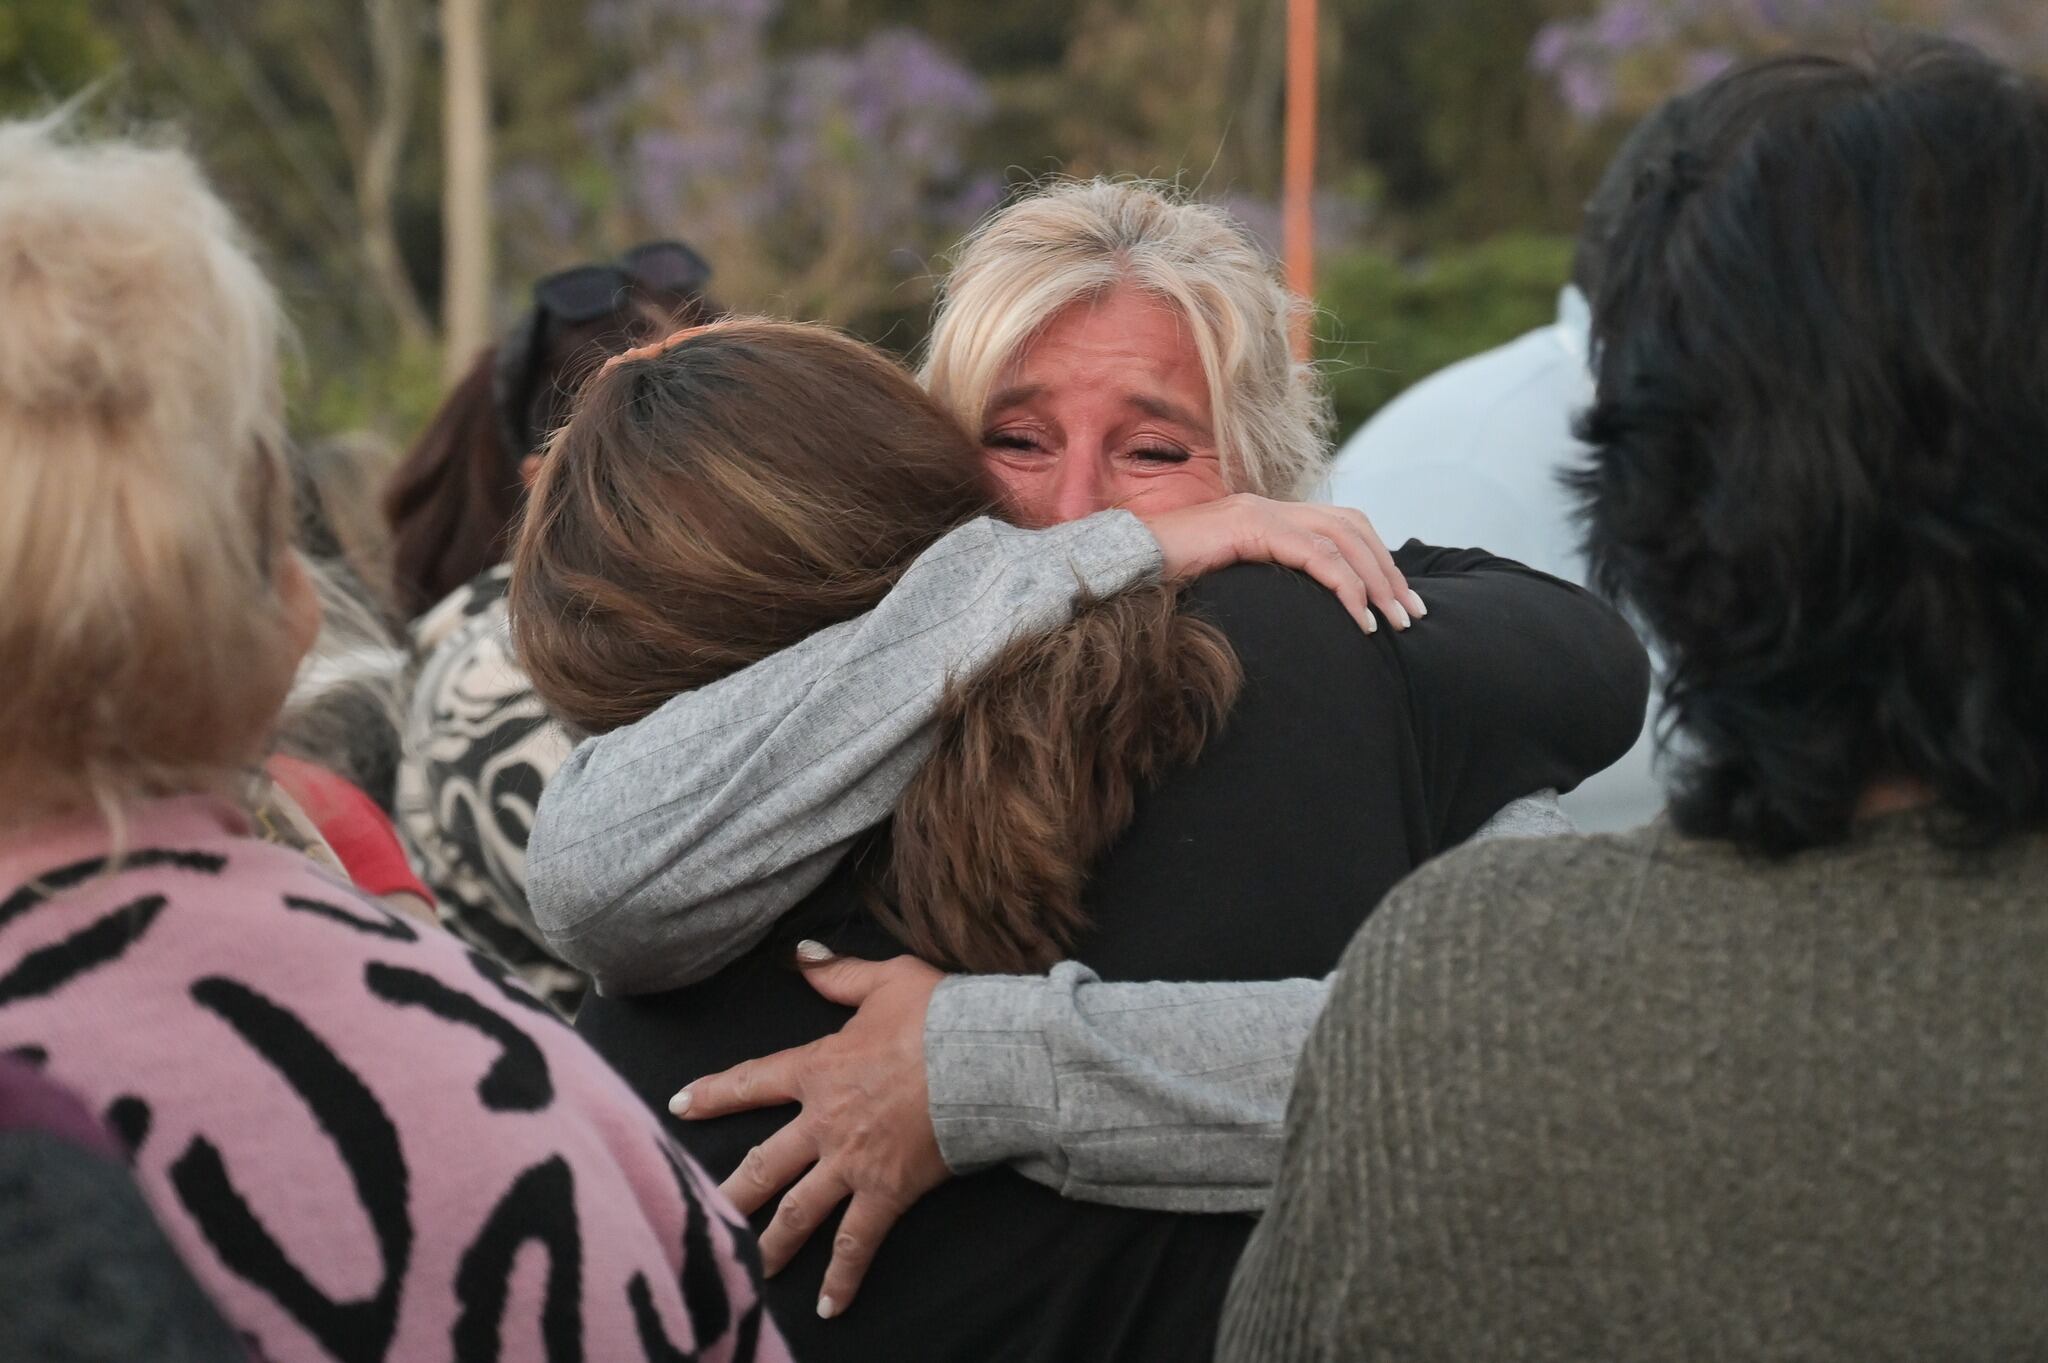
[511,319,1239,972]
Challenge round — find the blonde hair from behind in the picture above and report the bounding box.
[920,178,1333,501]
[0,116,299,824]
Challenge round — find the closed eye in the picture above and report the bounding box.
[1128,444,1190,464]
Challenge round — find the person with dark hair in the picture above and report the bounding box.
[1320,102,1690,833]
[383,241,721,619]
[511,317,1646,1360]
[1220,36,2048,1361]
[389,244,721,1013]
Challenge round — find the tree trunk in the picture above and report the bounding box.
[440,0,493,383]
[363,0,434,348]
[1240,0,1287,198]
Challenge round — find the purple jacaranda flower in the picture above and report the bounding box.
[860,29,992,120]
[1560,61,1616,119]
[1538,0,2048,124]
[945,173,1006,229]
[1530,21,1577,72]
[496,162,584,249]
[1681,47,1740,88]
[1593,0,1660,50]
[559,0,994,318]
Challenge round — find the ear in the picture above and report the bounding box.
[276,550,325,669]
[519,453,544,489]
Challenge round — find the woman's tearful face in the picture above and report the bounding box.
[979,286,1230,526]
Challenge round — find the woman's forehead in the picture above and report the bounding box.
[991,287,1211,413]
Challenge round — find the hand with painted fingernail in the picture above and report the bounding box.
[1139,494,1426,635]
[669,944,949,1321]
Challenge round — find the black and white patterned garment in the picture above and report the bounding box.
[396,566,585,1014]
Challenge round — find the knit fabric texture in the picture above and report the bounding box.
[1220,814,2048,1362]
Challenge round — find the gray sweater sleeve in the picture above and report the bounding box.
[923,794,1572,1212]
[525,510,1163,995]
[927,964,1329,1213]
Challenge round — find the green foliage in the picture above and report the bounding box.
[0,0,117,112]
[47,0,1618,454]
[1327,0,1614,243]
[1316,233,1575,439]
[289,337,445,453]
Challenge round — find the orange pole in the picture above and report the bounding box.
[1283,0,1318,360]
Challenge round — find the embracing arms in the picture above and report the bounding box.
[526,500,1417,995]
[679,797,1576,1319]
[925,790,1579,1206]
[525,512,1163,993]
[676,551,1635,1311]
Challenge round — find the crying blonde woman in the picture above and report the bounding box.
[512,265,1646,1359]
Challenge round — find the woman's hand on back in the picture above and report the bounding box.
[671,946,950,1321]
[1139,494,1426,634]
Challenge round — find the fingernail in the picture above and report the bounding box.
[668,1089,692,1116]
[1362,612,1377,633]
[1388,603,1411,630]
[795,939,834,963]
[817,1295,838,1320]
[1407,591,1428,618]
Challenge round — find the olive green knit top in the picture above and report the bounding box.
[1220,813,2048,1362]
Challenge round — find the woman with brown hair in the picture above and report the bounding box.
[512,317,1648,1360]
[387,243,721,1012]
[383,240,721,620]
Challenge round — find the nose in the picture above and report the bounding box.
[1046,446,1114,525]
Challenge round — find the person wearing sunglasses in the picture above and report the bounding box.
[385,242,722,1015]
[386,240,718,617]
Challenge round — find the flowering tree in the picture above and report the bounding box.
[498,0,997,328]
[1531,0,2048,120]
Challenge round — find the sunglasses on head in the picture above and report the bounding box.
[492,240,715,459]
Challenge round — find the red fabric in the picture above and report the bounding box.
[263,754,433,904]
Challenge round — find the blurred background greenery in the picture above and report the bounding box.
[6,0,2042,458]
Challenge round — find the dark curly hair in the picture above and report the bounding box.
[1573,35,2048,855]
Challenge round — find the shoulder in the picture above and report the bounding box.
[1178,564,1381,685]
[146,830,433,952]
[1392,822,1665,925]
[1331,324,1576,470]
[1326,825,1667,1014]
[1181,561,1348,629]
[403,575,558,757]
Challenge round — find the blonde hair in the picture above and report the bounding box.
[920,178,1333,500]
[0,116,297,820]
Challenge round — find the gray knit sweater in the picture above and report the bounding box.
[1219,812,2048,1362]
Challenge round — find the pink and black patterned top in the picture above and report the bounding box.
[0,795,789,1363]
